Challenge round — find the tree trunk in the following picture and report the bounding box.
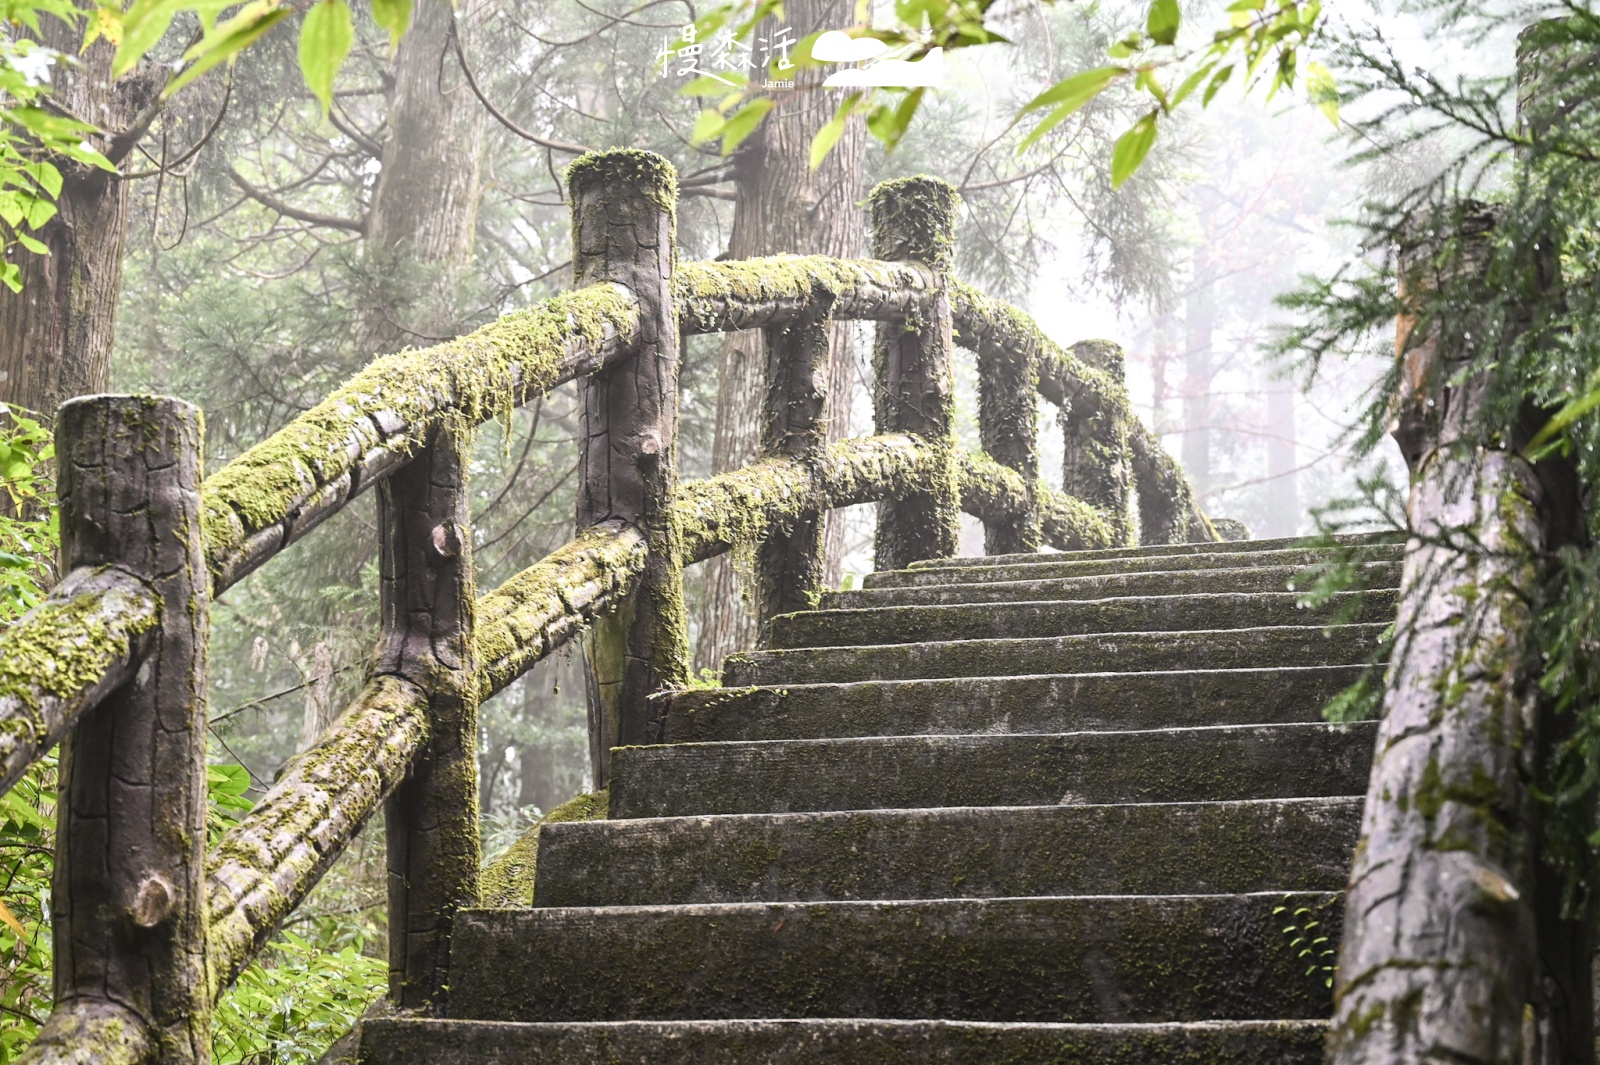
[0,30,154,418]
[357,0,488,352]
[1263,383,1298,537]
[694,0,865,673]
[1181,242,1214,497]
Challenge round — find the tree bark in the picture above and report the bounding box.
[695,0,866,672]
[357,0,489,352]
[0,30,156,418]
[25,397,210,1065]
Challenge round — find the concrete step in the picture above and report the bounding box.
[449,893,1340,1023]
[532,798,1361,907]
[612,722,1377,817]
[865,544,1403,589]
[912,531,1400,567]
[360,1017,1329,1064]
[768,590,1396,649]
[825,561,1401,608]
[725,624,1389,686]
[660,666,1364,742]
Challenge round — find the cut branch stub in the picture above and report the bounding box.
[1060,339,1134,546]
[755,293,836,637]
[26,396,211,1065]
[568,149,688,781]
[868,176,960,570]
[377,425,479,1012]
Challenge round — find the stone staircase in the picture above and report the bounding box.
[359,534,1401,1064]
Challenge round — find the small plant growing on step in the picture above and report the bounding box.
[1274,895,1335,988]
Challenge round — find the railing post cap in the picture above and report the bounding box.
[58,392,201,418]
[867,175,962,271]
[565,148,679,211]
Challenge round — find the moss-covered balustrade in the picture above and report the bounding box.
[0,149,1221,1064]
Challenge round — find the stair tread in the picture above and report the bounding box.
[615,720,1376,815]
[660,665,1365,741]
[768,590,1396,647]
[533,797,1361,906]
[727,623,1389,685]
[450,892,1340,1024]
[360,1017,1329,1065]
[867,544,1403,587]
[826,561,1399,607]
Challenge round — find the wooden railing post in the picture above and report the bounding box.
[754,293,835,638]
[977,339,1040,554]
[568,149,686,781]
[1061,340,1134,546]
[378,424,479,1012]
[28,396,210,1065]
[869,176,961,569]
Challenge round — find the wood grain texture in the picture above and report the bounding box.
[377,425,480,1011]
[569,151,688,783]
[25,397,210,1065]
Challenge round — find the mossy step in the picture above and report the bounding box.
[911,531,1401,568]
[449,893,1340,1023]
[866,544,1404,588]
[768,590,1397,649]
[359,1017,1329,1065]
[532,798,1361,907]
[725,624,1389,686]
[826,561,1401,609]
[661,666,1365,742]
[612,722,1377,817]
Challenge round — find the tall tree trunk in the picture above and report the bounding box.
[1263,383,1298,537]
[357,0,488,352]
[0,30,154,418]
[1181,242,1215,497]
[695,0,865,673]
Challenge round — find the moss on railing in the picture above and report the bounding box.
[474,522,648,701]
[201,283,641,594]
[0,567,159,795]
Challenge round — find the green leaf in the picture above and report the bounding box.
[1018,66,1121,117]
[717,97,773,156]
[1202,63,1235,105]
[679,71,747,96]
[688,109,726,146]
[14,233,47,256]
[1110,109,1159,188]
[866,88,924,153]
[809,92,862,168]
[298,0,354,116]
[1170,61,1216,109]
[1305,59,1339,127]
[370,0,411,47]
[1146,0,1181,46]
[167,4,294,100]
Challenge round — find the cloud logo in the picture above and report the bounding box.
[822,47,945,89]
[810,30,890,64]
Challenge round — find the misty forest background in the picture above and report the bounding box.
[0,0,1457,1058]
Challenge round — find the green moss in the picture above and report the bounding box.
[0,573,160,774]
[478,790,609,908]
[868,176,962,272]
[201,283,638,589]
[566,149,678,214]
[473,523,647,700]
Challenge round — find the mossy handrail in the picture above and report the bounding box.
[0,149,1217,1064]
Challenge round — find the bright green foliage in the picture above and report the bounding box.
[0,406,55,618]
[690,0,1329,184]
[211,929,383,1065]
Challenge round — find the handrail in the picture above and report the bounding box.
[2,148,1217,1064]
